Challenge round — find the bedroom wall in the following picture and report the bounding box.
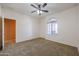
[77,4,79,51]
[40,5,79,50]
[0,5,1,16]
[1,7,40,43]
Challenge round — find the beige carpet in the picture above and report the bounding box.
[0,38,78,56]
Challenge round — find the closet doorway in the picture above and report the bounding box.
[4,18,16,47]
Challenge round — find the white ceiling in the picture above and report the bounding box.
[0,3,78,18]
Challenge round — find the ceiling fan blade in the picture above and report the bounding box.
[42,10,48,12]
[31,4,38,9]
[43,3,47,7]
[31,11,36,13]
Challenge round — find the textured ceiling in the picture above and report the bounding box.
[0,3,78,18]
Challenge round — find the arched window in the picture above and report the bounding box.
[47,18,58,35]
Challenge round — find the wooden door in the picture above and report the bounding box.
[4,19,10,47]
[0,17,2,50]
[4,18,16,47]
[10,20,16,45]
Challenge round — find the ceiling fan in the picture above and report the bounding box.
[31,3,48,15]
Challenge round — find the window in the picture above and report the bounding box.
[47,18,58,35]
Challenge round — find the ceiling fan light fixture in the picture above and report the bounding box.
[37,10,43,15]
[37,10,40,14]
[31,3,48,15]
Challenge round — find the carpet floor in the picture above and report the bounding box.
[0,38,78,56]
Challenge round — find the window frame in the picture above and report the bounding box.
[47,18,58,36]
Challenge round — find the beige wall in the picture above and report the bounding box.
[77,4,79,51]
[1,7,40,43]
[40,5,79,51]
[0,5,1,16]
